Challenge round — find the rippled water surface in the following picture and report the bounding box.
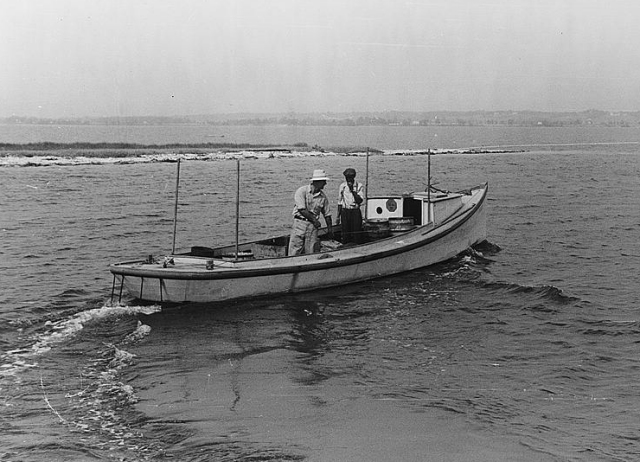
[1,125,640,461]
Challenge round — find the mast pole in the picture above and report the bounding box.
[171,158,181,254]
[235,158,240,261]
[427,150,432,223]
[365,148,370,215]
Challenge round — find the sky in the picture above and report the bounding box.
[2,0,640,118]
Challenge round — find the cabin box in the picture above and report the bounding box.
[366,196,405,220]
[412,192,463,225]
[366,192,463,226]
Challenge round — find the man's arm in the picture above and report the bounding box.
[325,214,334,238]
[298,208,320,226]
[352,183,364,204]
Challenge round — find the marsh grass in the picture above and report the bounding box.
[0,148,227,158]
[0,142,305,158]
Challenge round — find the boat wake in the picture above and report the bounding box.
[1,303,160,378]
[429,242,500,281]
[1,303,165,459]
[32,303,161,355]
[436,242,581,307]
[472,239,502,256]
[55,340,152,454]
[477,280,580,305]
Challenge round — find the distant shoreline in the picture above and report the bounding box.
[3,108,640,128]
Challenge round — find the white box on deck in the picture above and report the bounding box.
[366,196,404,220]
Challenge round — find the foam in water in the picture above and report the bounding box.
[32,304,160,354]
[0,147,499,167]
[0,304,160,377]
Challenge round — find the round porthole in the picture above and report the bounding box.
[386,198,398,212]
[376,206,383,214]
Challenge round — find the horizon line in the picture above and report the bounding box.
[3,108,639,120]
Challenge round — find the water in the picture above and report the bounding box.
[1,125,640,461]
[3,123,640,150]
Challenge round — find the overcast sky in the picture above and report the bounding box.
[2,0,639,118]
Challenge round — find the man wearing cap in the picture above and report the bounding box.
[288,169,334,256]
[337,168,364,244]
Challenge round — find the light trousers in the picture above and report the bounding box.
[288,219,319,255]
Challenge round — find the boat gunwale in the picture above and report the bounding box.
[109,183,488,281]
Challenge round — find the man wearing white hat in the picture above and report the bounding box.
[288,169,334,255]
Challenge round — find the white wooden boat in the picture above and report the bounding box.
[109,182,488,304]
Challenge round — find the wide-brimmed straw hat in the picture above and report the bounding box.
[310,169,329,181]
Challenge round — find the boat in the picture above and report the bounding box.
[109,167,488,304]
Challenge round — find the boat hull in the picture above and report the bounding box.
[110,184,487,304]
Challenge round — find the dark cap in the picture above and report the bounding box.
[343,168,356,177]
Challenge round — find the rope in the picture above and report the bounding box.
[40,375,66,424]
